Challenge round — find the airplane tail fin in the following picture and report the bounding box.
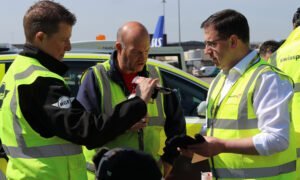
[151,16,164,47]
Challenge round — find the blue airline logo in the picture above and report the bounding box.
[151,16,164,47]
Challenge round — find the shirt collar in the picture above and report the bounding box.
[226,50,258,76]
[107,50,149,95]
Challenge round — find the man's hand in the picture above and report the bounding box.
[162,161,173,178]
[180,136,225,158]
[129,116,148,132]
[133,77,159,103]
[158,158,173,178]
[180,136,259,157]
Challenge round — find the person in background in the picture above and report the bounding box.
[258,40,281,61]
[293,7,300,29]
[269,7,300,179]
[0,1,157,179]
[180,9,296,179]
[77,21,186,179]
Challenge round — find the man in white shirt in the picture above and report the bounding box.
[181,9,297,179]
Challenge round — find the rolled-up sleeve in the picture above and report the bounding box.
[253,71,293,155]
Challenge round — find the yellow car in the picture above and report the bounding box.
[0,50,210,178]
[0,52,209,131]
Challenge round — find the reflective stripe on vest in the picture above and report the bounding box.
[96,64,164,126]
[208,65,265,131]
[2,64,81,158]
[0,170,6,180]
[147,65,164,123]
[2,143,81,158]
[216,161,296,179]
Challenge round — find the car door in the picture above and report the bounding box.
[158,66,208,136]
[63,60,99,95]
[157,64,211,179]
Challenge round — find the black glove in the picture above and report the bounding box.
[168,134,205,149]
[163,134,206,161]
[194,133,206,144]
[151,88,159,99]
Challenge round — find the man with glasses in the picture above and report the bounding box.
[181,9,297,179]
[77,21,186,179]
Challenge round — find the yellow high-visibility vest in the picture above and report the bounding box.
[83,61,166,179]
[0,55,86,180]
[207,59,296,179]
[269,26,300,179]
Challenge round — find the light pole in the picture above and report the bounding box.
[178,0,181,46]
[162,0,166,17]
[162,0,166,34]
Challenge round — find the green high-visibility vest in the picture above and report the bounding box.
[269,26,300,179]
[83,61,166,179]
[207,58,296,179]
[0,55,87,180]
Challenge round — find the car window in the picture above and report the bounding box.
[0,60,13,82]
[159,69,207,116]
[64,60,99,95]
[149,55,181,69]
[0,57,102,95]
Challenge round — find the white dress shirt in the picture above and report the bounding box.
[212,50,293,155]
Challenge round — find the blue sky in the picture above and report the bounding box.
[1,0,299,44]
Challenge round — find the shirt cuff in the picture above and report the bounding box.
[253,133,289,156]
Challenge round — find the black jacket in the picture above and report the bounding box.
[17,44,147,149]
[77,51,186,164]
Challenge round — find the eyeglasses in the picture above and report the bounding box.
[204,38,226,48]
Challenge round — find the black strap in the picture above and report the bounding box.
[138,129,144,151]
[0,140,8,161]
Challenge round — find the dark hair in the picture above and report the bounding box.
[293,8,300,28]
[201,9,249,44]
[93,148,162,180]
[259,40,281,56]
[23,0,76,42]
